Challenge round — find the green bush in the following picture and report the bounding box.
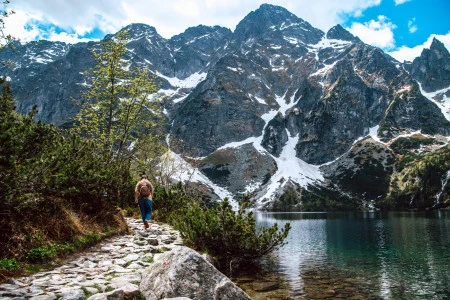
[170,195,291,271]
[27,247,58,262]
[0,78,134,208]
[0,258,19,271]
[152,182,194,222]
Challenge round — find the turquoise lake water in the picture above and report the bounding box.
[251,211,450,299]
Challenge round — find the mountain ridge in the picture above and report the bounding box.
[1,3,450,210]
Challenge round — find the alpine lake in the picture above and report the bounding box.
[235,210,450,299]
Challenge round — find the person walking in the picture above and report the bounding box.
[135,175,154,229]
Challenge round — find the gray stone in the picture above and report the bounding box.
[199,144,277,196]
[140,247,251,300]
[148,238,159,246]
[87,289,124,300]
[57,287,85,300]
[110,274,141,285]
[84,287,100,295]
[29,293,57,300]
[108,283,140,297]
[0,290,27,297]
[122,253,140,263]
[98,260,113,268]
[113,259,127,267]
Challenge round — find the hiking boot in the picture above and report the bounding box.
[144,220,149,229]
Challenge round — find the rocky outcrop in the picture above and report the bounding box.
[199,144,277,195]
[261,112,288,157]
[326,25,360,42]
[140,247,251,300]
[169,25,232,79]
[410,38,450,92]
[320,138,395,200]
[379,86,450,139]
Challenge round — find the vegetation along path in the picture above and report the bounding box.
[0,219,182,299]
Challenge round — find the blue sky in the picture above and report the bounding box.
[4,0,450,62]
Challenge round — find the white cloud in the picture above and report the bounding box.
[408,18,417,33]
[3,10,42,42]
[387,31,450,62]
[346,15,397,49]
[6,0,382,43]
[394,0,411,5]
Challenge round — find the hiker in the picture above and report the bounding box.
[135,175,154,229]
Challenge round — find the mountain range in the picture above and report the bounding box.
[2,4,450,210]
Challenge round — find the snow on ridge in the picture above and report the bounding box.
[280,22,302,31]
[156,88,190,104]
[275,91,298,116]
[307,37,352,63]
[256,134,323,207]
[419,83,450,121]
[310,37,352,50]
[351,125,384,145]
[227,67,241,73]
[161,150,238,209]
[283,36,301,45]
[249,94,267,104]
[369,125,383,143]
[157,72,207,89]
[311,59,338,77]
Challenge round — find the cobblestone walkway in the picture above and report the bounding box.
[0,219,183,300]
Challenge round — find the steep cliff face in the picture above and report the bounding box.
[2,4,450,210]
[410,38,450,93]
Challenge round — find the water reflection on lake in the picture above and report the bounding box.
[238,211,450,299]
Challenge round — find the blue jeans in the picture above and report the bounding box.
[138,198,153,225]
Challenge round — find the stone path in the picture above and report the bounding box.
[0,218,183,300]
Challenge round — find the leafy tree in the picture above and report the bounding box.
[72,29,164,160]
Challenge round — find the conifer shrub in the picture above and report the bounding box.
[169,194,291,272]
[152,182,194,222]
[0,78,130,270]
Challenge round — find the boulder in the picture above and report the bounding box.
[140,247,251,300]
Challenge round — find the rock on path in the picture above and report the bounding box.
[0,218,183,300]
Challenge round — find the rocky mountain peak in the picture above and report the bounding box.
[326,25,360,42]
[410,37,450,92]
[430,37,450,55]
[122,23,160,40]
[171,25,231,43]
[234,4,323,44]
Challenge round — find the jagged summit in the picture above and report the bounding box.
[326,24,360,42]
[234,3,323,44]
[122,23,160,39]
[430,37,450,54]
[411,37,450,92]
[170,25,232,47]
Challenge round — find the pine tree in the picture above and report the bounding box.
[72,29,162,159]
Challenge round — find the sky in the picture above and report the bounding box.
[3,0,450,62]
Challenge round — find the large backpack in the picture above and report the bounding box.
[140,184,152,198]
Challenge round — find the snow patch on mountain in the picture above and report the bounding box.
[419,83,450,121]
[275,91,299,115]
[257,134,323,205]
[157,72,207,89]
[161,150,238,209]
[214,95,323,206]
